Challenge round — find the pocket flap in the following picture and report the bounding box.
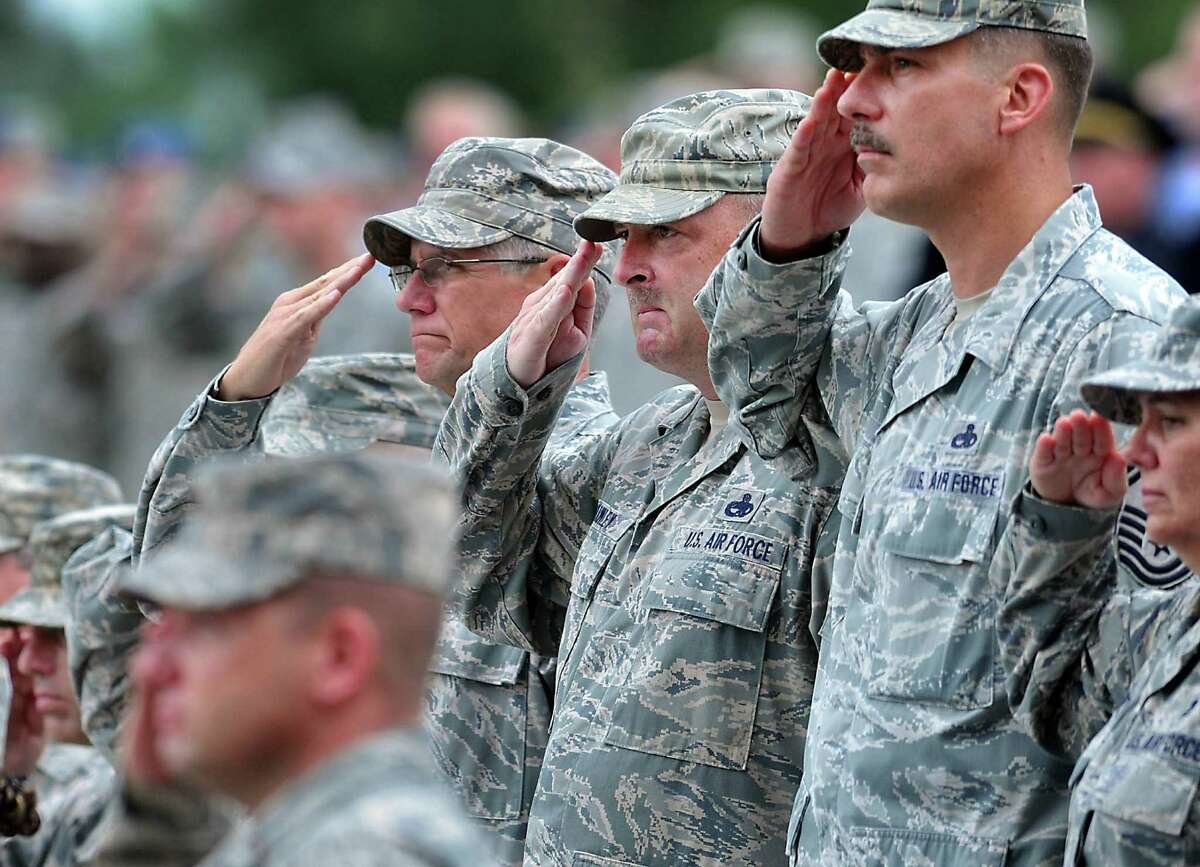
[879,498,999,565]
[428,619,527,685]
[644,555,780,633]
[1095,750,1199,837]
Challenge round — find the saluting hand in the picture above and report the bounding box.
[216,253,375,401]
[1029,410,1128,510]
[760,69,866,261]
[1,629,45,777]
[505,242,603,388]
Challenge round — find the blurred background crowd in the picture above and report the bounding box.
[2,0,1199,493]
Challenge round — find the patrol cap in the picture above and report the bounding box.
[260,353,451,457]
[0,456,123,555]
[818,0,1089,72]
[1083,298,1200,425]
[121,454,458,611]
[0,504,135,629]
[363,136,618,281]
[573,89,810,243]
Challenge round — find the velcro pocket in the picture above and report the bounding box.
[1094,749,1199,837]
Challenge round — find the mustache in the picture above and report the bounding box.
[850,124,891,154]
[626,286,661,307]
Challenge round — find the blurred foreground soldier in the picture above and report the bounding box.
[696,1,1186,864]
[119,456,486,866]
[125,137,618,865]
[439,90,842,865]
[0,506,131,865]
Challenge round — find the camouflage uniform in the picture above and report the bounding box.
[695,10,1185,858]
[438,90,844,866]
[0,505,134,866]
[118,454,488,867]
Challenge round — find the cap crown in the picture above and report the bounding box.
[364,137,617,265]
[619,89,811,193]
[261,354,450,457]
[0,457,122,553]
[28,505,136,592]
[857,0,1086,36]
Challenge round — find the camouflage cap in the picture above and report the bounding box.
[121,454,458,610]
[260,353,451,457]
[362,136,618,280]
[574,89,811,243]
[0,504,135,629]
[1083,298,1200,425]
[0,456,123,555]
[818,0,1089,72]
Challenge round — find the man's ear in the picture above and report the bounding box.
[308,607,378,707]
[998,62,1056,137]
[545,252,572,277]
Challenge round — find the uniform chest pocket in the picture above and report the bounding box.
[868,496,1000,710]
[603,546,782,770]
[1081,748,1199,860]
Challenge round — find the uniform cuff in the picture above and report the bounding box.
[468,328,583,426]
[176,365,273,445]
[1012,483,1120,543]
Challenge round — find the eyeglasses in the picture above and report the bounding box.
[389,255,547,294]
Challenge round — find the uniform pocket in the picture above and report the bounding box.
[425,623,529,821]
[603,549,781,770]
[1093,748,1198,837]
[869,498,1000,709]
[851,827,1008,866]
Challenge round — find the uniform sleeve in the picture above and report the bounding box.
[434,331,619,657]
[996,310,1180,759]
[695,218,910,459]
[134,367,274,563]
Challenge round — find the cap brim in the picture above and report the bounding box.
[1083,364,1200,426]
[0,537,22,555]
[574,186,723,242]
[363,206,512,266]
[0,586,66,629]
[120,542,301,612]
[817,10,979,71]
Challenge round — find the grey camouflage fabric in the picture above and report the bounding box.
[1083,294,1200,425]
[260,353,449,455]
[818,0,1089,72]
[1064,584,1200,865]
[0,743,117,867]
[436,326,844,864]
[0,458,122,554]
[362,137,617,280]
[574,89,810,242]
[196,729,487,867]
[695,185,1185,865]
[0,505,134,630]
[122,453,456,609]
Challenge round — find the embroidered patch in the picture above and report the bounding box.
[899,465,1005,500]
[717,488,765,523]
[944,420,985,454]
[671,526,786,571]
[592,501,630,540]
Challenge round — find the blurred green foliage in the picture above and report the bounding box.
[2,0,1196,159]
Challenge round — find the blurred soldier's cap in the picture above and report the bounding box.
[818,0,1089,72]
[0,457,123,555]
[362,136,618,280]
[1083,298,1200,425]
[260,353,450,457]
[122,455,458,610]
[574,89,810,242]
[0,505,134,629]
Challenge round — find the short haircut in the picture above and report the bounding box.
[970,27,1095,139]
[488,235,611,327]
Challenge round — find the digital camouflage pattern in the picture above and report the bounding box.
[437,328,843,864]
[0,743,117,867]
[260,353,449,455]
[1063,584,1200,865]
[574,89,810,242]
[196,729,488,867]
[122,452,457,609]
[818,0,1089,72]
[695,185,1185,866]
[1083,294,1200,425]
[362,137,617,280]
[0,505,135,630]
[0,457,122,554]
